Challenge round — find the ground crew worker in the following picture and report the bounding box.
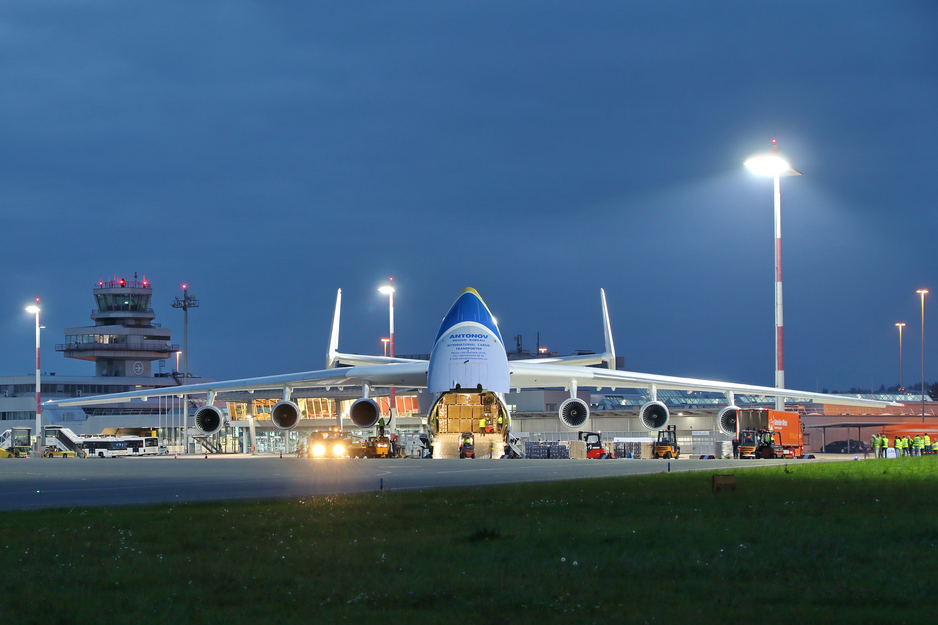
[914,434,924,457]
[479,417,487,433]
[497,414,505,432]
[902,436,911,456]
[873,435,882,458]
[894,436,902,457]
[925,434,932,454]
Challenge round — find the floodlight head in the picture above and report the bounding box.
[25,305,40,314]
[378,285,395,295]
[744,154,802,177]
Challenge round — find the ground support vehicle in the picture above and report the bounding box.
[652,425,680,459]
[306,430,354,458]
[0,428,32,458]
[735,409,804,459]
[42,448,76,458]
[44,425,87,457]
[82,437,130,458]
[459,433,475,459]
[579,431,614,459]
[348,436,392,459]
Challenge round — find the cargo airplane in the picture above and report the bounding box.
[47,288,899,449]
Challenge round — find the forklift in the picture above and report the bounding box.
[459,432,475,459]
[756,430,785,459]
[0,428,32,458]
[579,431,613,459]
[653,425,680,459]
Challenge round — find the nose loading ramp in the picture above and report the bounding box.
[428,391,510,458]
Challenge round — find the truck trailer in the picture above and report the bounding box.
[736,409,804,459]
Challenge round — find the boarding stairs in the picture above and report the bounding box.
[506,435,525,459]
[44,426,87,458]
[196,436,223,454]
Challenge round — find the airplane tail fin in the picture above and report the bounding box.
[600,288,617,370]
[326,288,342,369]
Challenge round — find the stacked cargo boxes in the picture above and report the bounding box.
[523,441,570,459]
[612,441,656,458]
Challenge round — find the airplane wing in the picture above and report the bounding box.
[46,361,429,408]
[506,361,901,408]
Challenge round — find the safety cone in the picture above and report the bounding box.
[205,454,208,459]
[174,454,177,459]
[280,452,283,459]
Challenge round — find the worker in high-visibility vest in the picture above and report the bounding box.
[873,435,882,458]
[497,414,505,432]
[895,436,903,457]
[925,434,932,454]
[479,417,487,433]
[903,436,911,456]
[914,434,924,457]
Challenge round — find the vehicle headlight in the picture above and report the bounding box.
[333,444,345,457]
[312,443,325,457]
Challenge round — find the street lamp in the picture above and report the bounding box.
[381,338,390,357]
[172,285,199,453]
[918,289,929,422]
[745,139,802,410]
[896,323,906,391]
[25,300,41,458]
[378,279,395,429]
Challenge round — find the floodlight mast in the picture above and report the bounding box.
[25,300,41,458]
[745,139,802,411]
[172,285,199,453]
[378,278,395,431]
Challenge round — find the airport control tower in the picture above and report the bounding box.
[58,274,178,378]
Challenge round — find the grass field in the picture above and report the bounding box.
[2,457,937,624]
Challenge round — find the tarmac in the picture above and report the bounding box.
[0,453,855,511]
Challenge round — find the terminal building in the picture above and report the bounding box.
[3,275,937,456]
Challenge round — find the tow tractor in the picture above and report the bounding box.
[652,425,680,459]
[0,428,32,458]
[348,435,392,459]
[580,431,614,459]
[459,432,475,459]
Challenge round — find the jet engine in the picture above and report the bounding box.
[718,405,740,436]
[349,398,381,428]
[559,397,590,429]
[194,405,225,435]
[270,400,301,430]
[639,400,670,431]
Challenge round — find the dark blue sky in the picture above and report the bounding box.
[2,2,936,392]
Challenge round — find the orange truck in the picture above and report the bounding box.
[736,409,804,459]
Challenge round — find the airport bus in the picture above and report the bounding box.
[82,437,130,458]
[121,435,162,456]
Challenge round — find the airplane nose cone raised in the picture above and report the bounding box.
[435,288,502,344]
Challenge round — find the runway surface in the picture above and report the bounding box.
[0,453,835,511]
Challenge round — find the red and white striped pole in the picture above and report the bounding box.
[773,156,784,411]
[745,140,800,412]
[379,278,396,431]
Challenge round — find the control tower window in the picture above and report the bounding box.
[95,294,152,312]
